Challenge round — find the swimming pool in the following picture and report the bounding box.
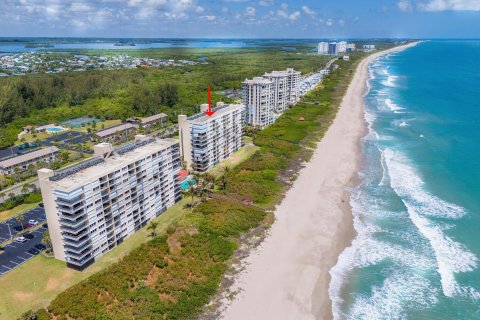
[180,178,196,190]
[46,126,67,134]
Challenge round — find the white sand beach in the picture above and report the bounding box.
[220,42,419,320]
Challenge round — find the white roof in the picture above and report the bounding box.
[188,104,245,124]
[94,123,136,137]
[140,113,168,124]
[0,146,59,169]
[51,139,178,190]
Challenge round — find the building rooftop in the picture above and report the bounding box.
[187,103,244,124]
[0,146,59,169]
[264,68,301,77]
[140,113,168,124]
[243,77,273,85]
[94,123,136,138]
[48,138,178,190]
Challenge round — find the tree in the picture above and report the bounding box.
[42,232,52,249]
[21,184,30,195]
[29,183,37,193]
[16,215,25,231]
[221,166,230,190]
[147,221,159,237]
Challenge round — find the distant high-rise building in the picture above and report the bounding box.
[317,42,329,55]
[347,43,356,52]
[363,44,376,50]
[337,41,348,53]
[38,137,181,269]
[178,103,244,172]
[328,42,338,55]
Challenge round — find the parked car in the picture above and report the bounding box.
[0,246,4,251]
[15,237,27,243]
[23,233,34,239]
[28,219,39,225]
[42,224,48,229]
[13,225,23,232]
[28,248,40,255]
[22,223,33,229]
[34,243,47,251]
[39,203,44,207]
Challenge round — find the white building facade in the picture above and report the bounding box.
[318,42,329,54]
[242,77,275,128]
[38,137,181,269]
[178,103,244,172]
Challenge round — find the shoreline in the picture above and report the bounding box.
[220,42,420,320]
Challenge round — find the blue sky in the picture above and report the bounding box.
[1,0,480,38]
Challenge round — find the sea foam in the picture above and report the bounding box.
[384,149,479,299]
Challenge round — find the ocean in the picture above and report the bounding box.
[330,41,480,319]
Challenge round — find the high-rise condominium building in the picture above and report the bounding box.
[242,77,275,128]
[337,41,348,53]
[263,68,301,110]
[318,42,329,54]
[38,136,181,269]
[178,103,244,172]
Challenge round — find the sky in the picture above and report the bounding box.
[1,0,480,38]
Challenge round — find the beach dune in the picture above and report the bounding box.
[220,43,419,320]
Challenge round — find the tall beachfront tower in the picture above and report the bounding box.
[318,42,329,54]
[242,77,275,128]
[263,71,288,113]
[38,136,181,269]
[178,103,244,172]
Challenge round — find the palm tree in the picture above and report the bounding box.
[42,232,52,249]
[21,184,30,195]
[147,221,159,237]
[29,183,37,193]
[220,166,230,191]
[16,215,25,231]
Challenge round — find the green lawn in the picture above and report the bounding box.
[0,202,41,223]
[77,119,122,133]
[0,198,190,320]
[208,136,259,178]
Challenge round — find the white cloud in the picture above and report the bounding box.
[70,2,93,12]
[419,0,480,11]
[277,9,287,18]
[325,18,333,26]
[301,5,315,16]
[200,15,216,21]
[288,10,300,21]
[245,6,256,16]
[280,2,288,10]
[398,0,413,12]
[259,0,274,6]
[338,19,345,27]
[195,6,204,13]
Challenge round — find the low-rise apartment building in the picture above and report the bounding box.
[37,136,181,269]
[178,103,244,172]
[92,123,137,142]
[0,146,60,175]
[138,113,168,128]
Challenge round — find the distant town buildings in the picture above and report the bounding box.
[0,53,202,76]
[178,103,244,172]
[37,136,181,269]
[0,146,60,175]
[243,68,301,128]
[347,43,356,52]
[363,44,376,50]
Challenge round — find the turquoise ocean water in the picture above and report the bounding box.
[330,41,480,319]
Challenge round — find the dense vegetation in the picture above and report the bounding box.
[19,49,367,320]
[0,48,329,149]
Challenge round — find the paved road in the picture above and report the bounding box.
[0,207,45,243]
[0,226,48,276]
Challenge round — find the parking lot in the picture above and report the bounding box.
[0,206,46,243]
[0,227,47,275]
